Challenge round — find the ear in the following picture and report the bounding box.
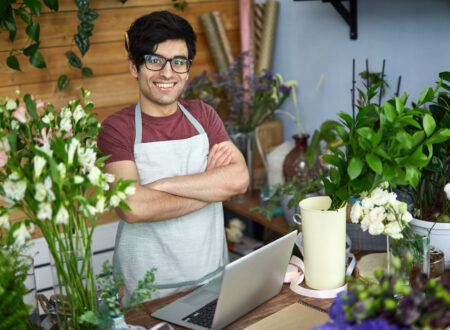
[128,59,138,78]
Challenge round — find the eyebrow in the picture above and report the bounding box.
[152,53,189,59]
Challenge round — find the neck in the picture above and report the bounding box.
[139,97,179,117]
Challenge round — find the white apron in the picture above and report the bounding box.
[113,102,228,305]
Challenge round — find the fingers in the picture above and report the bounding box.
[207,144,232,170]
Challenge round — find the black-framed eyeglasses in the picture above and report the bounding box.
[144,54,192,73]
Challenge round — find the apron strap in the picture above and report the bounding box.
[134,101,205,145]
[152,265,224,290]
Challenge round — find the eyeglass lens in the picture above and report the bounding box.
[144,55,190,73]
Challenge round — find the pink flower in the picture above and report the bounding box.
[64,128,73,139]
[36,99,44,109]
[0,150,7,168]
[34,127,52,145]
[13,105,27,123]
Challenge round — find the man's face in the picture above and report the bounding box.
[130,39,190,114]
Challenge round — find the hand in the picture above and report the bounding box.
[206,144,232,171]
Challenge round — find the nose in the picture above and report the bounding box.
[159,60,174,78]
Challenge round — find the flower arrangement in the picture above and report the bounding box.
[315,257,450,329]
[182,53,297,133]
[225,218,246,244]
[322,72,450,210]
[0,89,134,328]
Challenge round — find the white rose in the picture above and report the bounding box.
[0,214,10,230]
[361,197,374,213]
[73,105,85,123]
[13,223,32,246]
[37,202,52,220]
[369,187,390,206]
[60,106,72,118]
[385,221,403,239]
[33,155,47,178]
[88,166,102,186]
[60,118,72,132]
[125,186,136,196]
[110,195,121,207]
[402,211,413,223]
[55,206,69,225]
[6,99,16,110]
[385,211,396,222]
[444,183,450,201]
[360,214,371,231]
[368,220,384,236]
[370,206,385,224]
[4,179,27,200]
[34,183,47,202]
[350,203,362,224]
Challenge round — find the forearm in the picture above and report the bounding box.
[117,184,208,223]
[148,162,249,202]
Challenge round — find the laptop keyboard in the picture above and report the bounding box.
[182,298,218,329]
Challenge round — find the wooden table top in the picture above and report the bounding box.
[125,283,333,330]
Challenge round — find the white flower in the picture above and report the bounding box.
[229,218,245,231]
[350,203,362,224]
[226,227,243,243]
[67,138,80,165]
[78,147,96,172]
[6,99,16,110]
[385,211,396,222]
[0,150,6,168]
[380,182,389,190]
[0,137,10,152]
[36,143,53,157]
[360,214,371,231]
[73,105,85,123]
[74,175,84,184]
[11,120,19,130]
[402,211,413,223]
[369,187,390,206]
[0,214,10,230]
[34,183,47,202]
[33,155,47,178]
[43,176,55,201]
[88,166,102,186]
[55,206,69,225]
[105,173,115,183]
[13,223,33,246]
[4,179,27,200]
[37,202,52,220]
[60,106,72,118]
[110,194,121,207]
[385,221,404,239]
[81,204,97,217]
[125,186,136,196]
[117,191,126,200]
[445,183,450,201]
[60,118,72,132]
[42,112,54,124]
[368,220,384,236]
[57,162,66,180]
[96,197,106,213]
[361,198,373,213]
[369,206,385,224]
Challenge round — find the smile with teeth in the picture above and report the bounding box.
[155,82,175,89]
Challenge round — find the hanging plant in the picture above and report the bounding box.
[0,0,127,91]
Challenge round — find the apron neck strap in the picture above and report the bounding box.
[134,101,205,145]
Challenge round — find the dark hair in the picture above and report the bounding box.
[125,11,196,71]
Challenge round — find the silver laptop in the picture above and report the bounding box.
[152,230,297,330]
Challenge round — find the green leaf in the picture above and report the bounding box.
[23,0,41,16]
[394,96,404,114]
[423,114,436,136]
[373,146,391,160]
[335,125,349,143]
[417,87,434,106]
[338,112,354,129]
[23,42,40,56]
[399,115,421,129]
[78,22,94,35]
[405,166,420,188]
[29,51,46,68]
[329,167,340,184]
[439,71,450,82]
[81,66,93,77]
[75,0,89,10]
[6,55,21,71]
[382,163,396,181]
[365,153,383,174]
[15,8,31,24]
[65,51,82,69]
[24,94,38,121]
[4,5,16,41]
[383,101,396,122]
[25,21,40,41]
[78,8,99,22]
[57,75,69,91]
[347,157,363,180]
[322,154,344,170]
[43,0,59,11]
[425,128,450,144]
[74,32,90,56]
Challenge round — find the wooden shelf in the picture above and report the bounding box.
[223,190,291,235]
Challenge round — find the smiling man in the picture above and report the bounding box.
[97,11,249,304]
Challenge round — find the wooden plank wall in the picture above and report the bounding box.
[0,0,241,238]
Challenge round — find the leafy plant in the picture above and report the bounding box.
[322,72,450,210]
[171,0,188,11]
[81,260,156,328]
[0,246,34,330]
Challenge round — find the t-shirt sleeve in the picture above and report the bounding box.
[97,110,135,164]
[197,101,230,148]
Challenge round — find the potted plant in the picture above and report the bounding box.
[0,90,135,328]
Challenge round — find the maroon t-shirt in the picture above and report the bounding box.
[97,99,230,164]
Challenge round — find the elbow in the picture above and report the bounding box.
[115,197,152,224]
[232,168,250,195]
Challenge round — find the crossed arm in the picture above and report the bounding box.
[104,141,249,223]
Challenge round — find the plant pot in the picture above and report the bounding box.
[299,196,347,290]
[409,218,450,269]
